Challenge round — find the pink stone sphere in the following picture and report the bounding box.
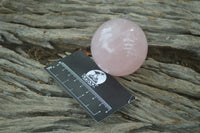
[91,18,148,76]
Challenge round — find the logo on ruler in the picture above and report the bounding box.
[82,70,107,88]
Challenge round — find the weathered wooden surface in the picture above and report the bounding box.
[0,0,200,132]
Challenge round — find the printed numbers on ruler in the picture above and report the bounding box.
[46,61,112,116]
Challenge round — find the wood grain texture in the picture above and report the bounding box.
[0,0,200,132]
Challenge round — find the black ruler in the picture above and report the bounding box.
[45,50,134,122]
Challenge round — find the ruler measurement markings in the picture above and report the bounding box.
[58,61,112,112]
[63,84,99,116]
[48,62,109,116]
[47,62,112,116]
[67,87,101,116]
[47,66,91,112]
[45,50,135,122]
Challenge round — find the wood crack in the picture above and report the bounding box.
[148,46,200,73]
[0,0,200,132]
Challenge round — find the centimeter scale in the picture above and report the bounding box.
[45,50,134,122]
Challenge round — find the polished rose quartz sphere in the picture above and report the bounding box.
[91,18,148,76]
